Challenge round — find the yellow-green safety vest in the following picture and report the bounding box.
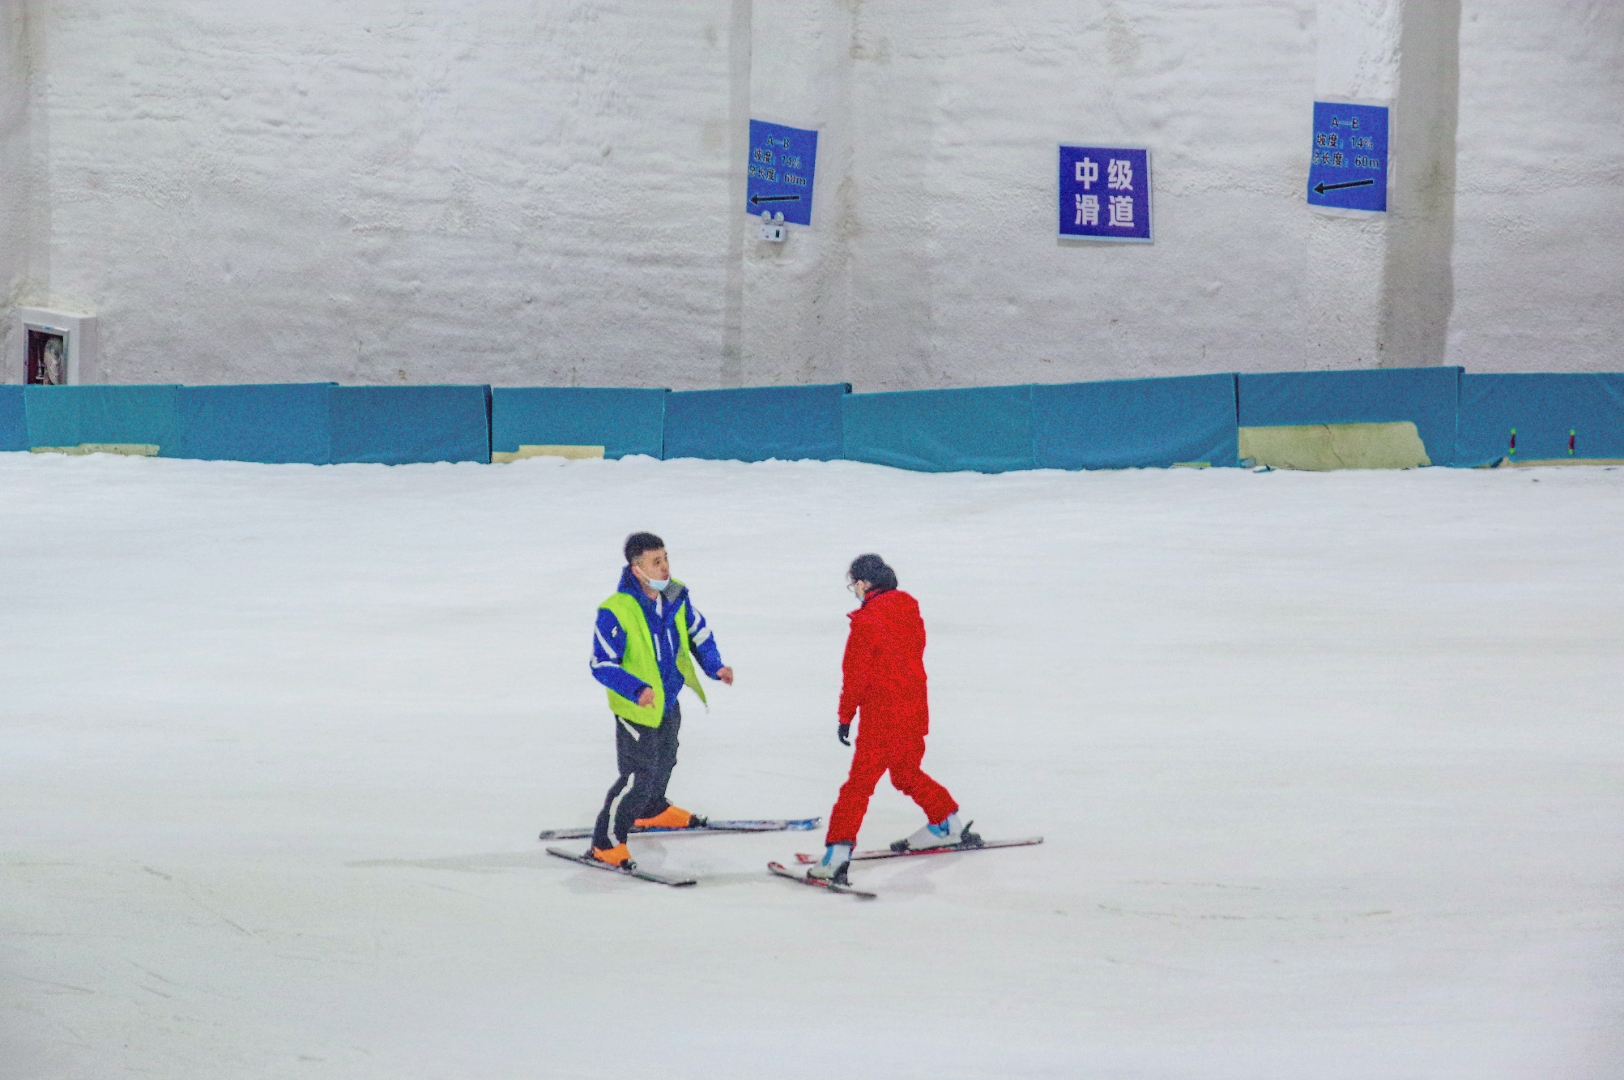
[599,585,706,728]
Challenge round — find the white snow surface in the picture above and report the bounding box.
[2,452,1622,1079]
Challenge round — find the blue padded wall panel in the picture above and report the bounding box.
[490,387,666,460]
[0,386,25,451]
[1034,374,1238,469]
[1237,367,1461,466]
[24,385,181,449]
[664,384,847,462]
[330,385,491,465]
[1457,373,1624,465]
[172,384,333,464]
[843,385,1035,473]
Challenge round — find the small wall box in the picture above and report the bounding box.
[16,308,97,385]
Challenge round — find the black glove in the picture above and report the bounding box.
[837,723,851,746]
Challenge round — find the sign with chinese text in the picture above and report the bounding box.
[747,120,818,226]
[1058,145,1151,242]
[1306,101,1388,212]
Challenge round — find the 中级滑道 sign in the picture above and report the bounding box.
[1058,145,1151,242]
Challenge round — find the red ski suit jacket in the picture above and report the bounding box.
[838,588,929,734]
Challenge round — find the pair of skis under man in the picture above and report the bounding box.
[585,534,970,884]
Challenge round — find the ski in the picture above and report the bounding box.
[538,817,820,842]
[793,836,1043,865]
[545,846,697,887]
[767,861,877,900]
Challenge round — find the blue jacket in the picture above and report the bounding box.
[590,566,725,705]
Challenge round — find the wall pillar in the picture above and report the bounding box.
[720,0,752,389]
[736,0,854,388]
[1306,0,1459,370]
[0,3,33,378]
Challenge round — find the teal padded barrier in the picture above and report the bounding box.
[1237,367,1462,466]
[330,385,491,465]
[843,384,1035,473]
[490,387,666,460]
[0,386,25,451]
[1034,374,1239,469]
[1457,373,1624,465]
[24,384,181,450]
[664,383,848,462]
[172,384,333,464]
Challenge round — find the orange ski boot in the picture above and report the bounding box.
[590,843,632,868]
[633,806,705,830]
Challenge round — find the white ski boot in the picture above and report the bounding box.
[806,843,853,886]
[891,812,979,853]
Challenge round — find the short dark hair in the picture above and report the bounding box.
[848,553,897,592]
[624,532,665,564]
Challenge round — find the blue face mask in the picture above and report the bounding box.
[645,577,670,592]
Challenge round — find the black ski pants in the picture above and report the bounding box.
[591,700,682,850]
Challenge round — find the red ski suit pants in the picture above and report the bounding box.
[825,587,957,846]
[825,725,957,846]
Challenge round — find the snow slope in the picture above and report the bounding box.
[2,453,1621,1079]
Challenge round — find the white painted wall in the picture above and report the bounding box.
[1,1,1620,388]
[743,1,1320,390]
[1446,2,1624,373]
[14,1,739,387]
[1,1,33,369]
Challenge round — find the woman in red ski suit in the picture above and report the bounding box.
[823,556,959,852]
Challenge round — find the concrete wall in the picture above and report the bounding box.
[1446,1,1624,373]
[744,1,1319,390]
[14,1,738,387]
[1,1,1620,388]
[0,1,33,368]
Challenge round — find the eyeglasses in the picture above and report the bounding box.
[846,578,862,596]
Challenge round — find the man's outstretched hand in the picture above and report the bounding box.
[837,722,851,746]
[717,666,734,685]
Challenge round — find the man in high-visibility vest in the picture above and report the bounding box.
[588,532,734,868]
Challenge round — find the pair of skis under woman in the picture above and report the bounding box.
[585,535,969,884]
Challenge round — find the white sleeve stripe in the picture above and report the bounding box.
[595,627,618,657]
[590,658,623,670]
[692,625,713,645]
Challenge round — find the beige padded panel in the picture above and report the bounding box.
[491,445,607,463]
[1239,422,1430,471]
[30,444,160,457]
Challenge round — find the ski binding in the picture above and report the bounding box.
[794,835,1043,864]
[768,861,876,899]
[546,847,696,887]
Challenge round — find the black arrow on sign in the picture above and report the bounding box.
[1314,178,1376,194]
[750,194,802,205]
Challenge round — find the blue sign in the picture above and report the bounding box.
[747,120,817,226]
[1058,145,1152,242]
[1307,102,1388,212]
